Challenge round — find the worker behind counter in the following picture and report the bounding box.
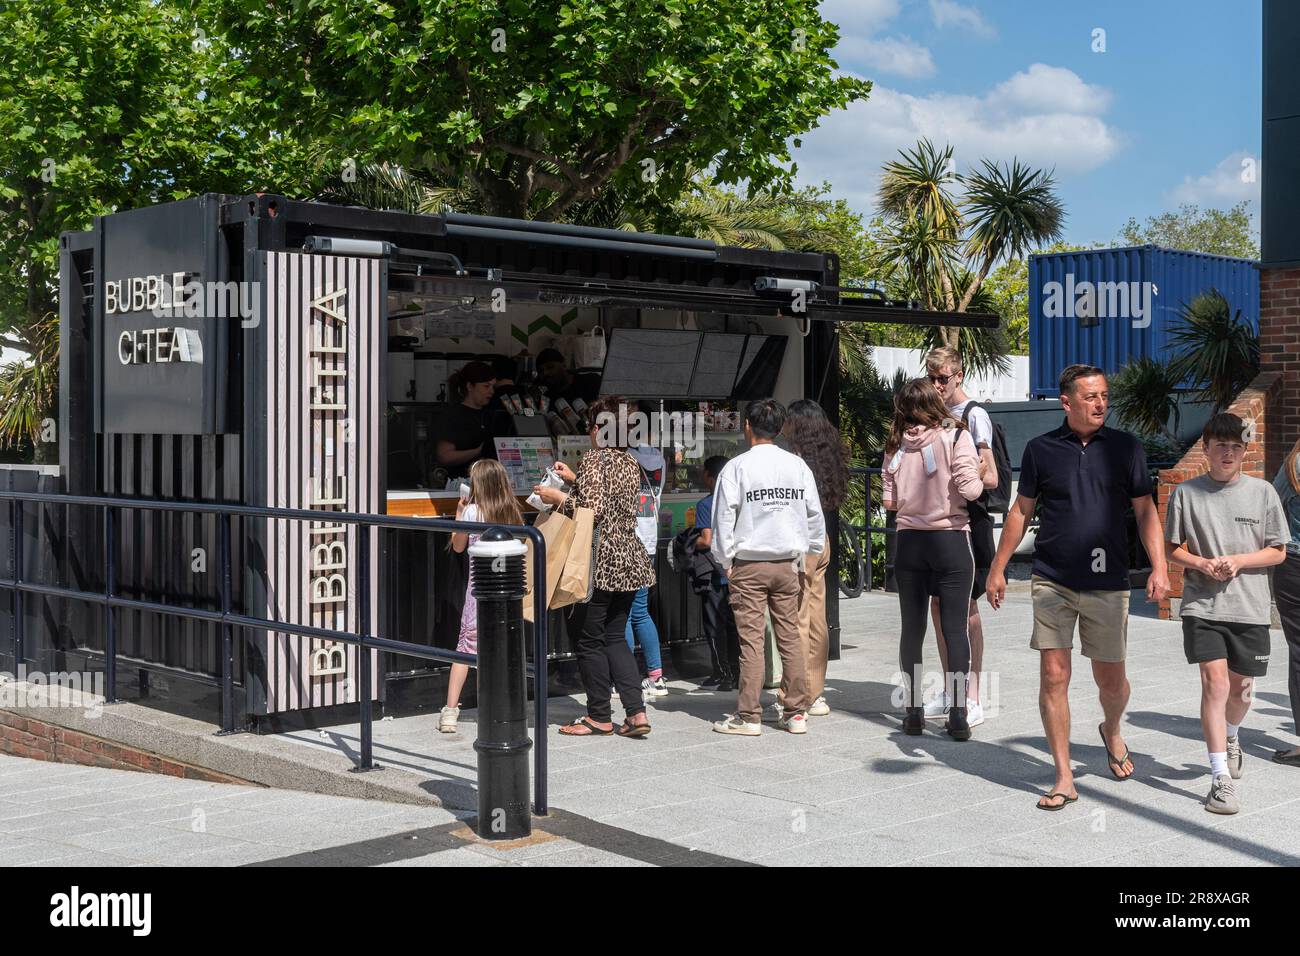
[434,361,503,480]
[536,347,601,407]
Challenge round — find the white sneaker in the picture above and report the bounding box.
[641,677,668,699]
[778,712,808,734]
[438,705,459,733]
[924,694,953,720]
[807,696,830,717]
[713,714,761,736]
[966,700,985,728]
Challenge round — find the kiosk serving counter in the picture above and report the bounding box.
[44,194,994,727]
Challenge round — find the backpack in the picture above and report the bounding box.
[961,401,1012,516]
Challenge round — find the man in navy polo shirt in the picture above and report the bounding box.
[987,364,1170,811]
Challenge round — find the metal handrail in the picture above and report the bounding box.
[0,489,551,815]
[837,462,1175,597]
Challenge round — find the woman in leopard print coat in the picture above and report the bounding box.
[533,396,654,738]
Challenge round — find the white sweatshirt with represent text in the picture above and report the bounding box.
[710,442,825,569]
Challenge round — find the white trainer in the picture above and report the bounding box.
[438,705,460,733]
[808,696,830,717]
[778,712,808,734]
[924,693,953,720]
[966,700,985,727]
[713,714,761,736]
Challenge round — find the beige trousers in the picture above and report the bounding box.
[729,558,807,722]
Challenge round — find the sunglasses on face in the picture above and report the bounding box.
[928,374,953,386]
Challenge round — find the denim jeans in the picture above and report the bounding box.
[624,586,663,676]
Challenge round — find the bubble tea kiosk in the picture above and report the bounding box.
[45,194,995,727]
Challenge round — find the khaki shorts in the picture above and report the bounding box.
[1030,575,1129,662]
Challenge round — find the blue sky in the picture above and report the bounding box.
[798,0,1262,247]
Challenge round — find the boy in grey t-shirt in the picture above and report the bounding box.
[1165,414,1289,815]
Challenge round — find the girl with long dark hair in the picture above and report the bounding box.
[882,379,984,740]
[780,399,850,718]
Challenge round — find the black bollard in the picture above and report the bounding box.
[469,527,533,840]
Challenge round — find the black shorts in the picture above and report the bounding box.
[1182,615,1272,677]
[927,516,995,602]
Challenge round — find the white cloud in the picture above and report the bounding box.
[1168,151,1261,208]
[987,63,1111,117]
[929,0,996,39]
[793,65,1120,213]
[820,0,936,78]
[836,34,936,78]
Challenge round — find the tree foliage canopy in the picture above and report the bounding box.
[201,0,871,220]
[1117,202,1259,259]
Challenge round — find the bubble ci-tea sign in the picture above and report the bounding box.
[96,201,229,435]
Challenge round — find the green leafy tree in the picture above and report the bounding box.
[202,0,871,221]
[1117,201,1259,259]
[0,0,320,456]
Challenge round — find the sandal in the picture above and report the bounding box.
[1098,723,1134,780]
[558,716,613,737]
[1273,750,1300,766]
[1036,791,1078,811]
[617,717,652,738]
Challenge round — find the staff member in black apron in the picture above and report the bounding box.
[435,361,499,479]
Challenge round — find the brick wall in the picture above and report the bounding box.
[1156,372,1282,619]
[0,711,254,784]
[1260,266,1300,477]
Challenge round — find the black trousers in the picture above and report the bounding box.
[1273,553,1300,737]
[572,587,644,722]
[701,577,741,678]
[896,529,975,708]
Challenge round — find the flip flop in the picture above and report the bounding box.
[1273,750,1300,766]
[617,717,652,738]
[1036,791,1078,811]
[1098,723,1134,780]
[558,716,613,737]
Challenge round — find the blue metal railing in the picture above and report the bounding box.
[0,490,551,815]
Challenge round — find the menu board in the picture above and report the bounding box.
[556,435,594,463]
[494,437,556,493]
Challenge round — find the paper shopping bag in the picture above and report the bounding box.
[523,509,575,622]
[553,506,597,608]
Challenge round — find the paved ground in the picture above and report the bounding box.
[5,583,1299,866]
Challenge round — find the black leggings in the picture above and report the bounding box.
[896,529,974,708]
[571,587,645,723]
[1273,553,1300,738]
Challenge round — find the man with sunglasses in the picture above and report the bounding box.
[922,347,999,726]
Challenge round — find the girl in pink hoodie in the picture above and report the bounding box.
[883,379,984,740]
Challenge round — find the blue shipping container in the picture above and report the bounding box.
[1028,245,1259,398]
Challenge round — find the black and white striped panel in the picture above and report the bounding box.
[261,252,381,713]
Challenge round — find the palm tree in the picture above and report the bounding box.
[874,142,1065,356]
[1166,288,1260,411]
[0,312,57,457]
[1110,356,1182,441]
[919,272,1012,379]
[958,158,1065,312]
[878,139,961,239]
